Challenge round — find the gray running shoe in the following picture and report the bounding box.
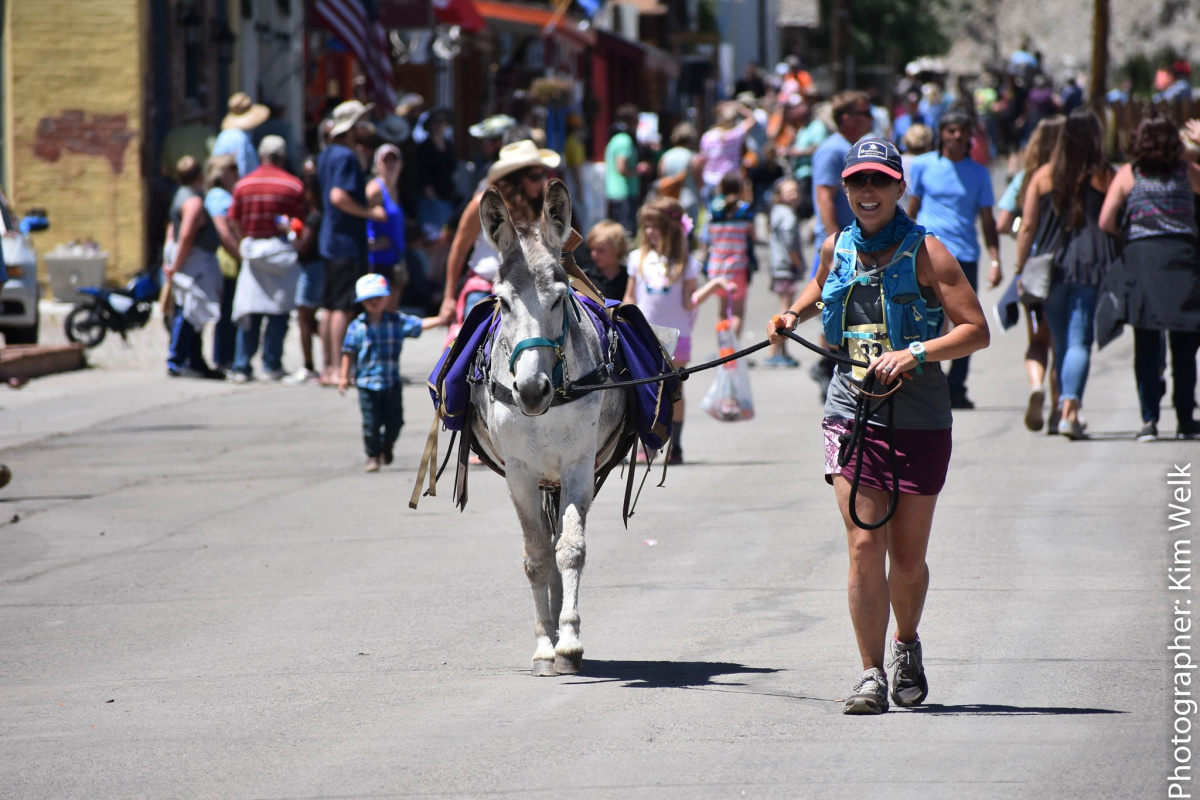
[843,667,889,715]
[888,637,929,707]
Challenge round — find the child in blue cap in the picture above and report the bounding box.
[339,273,443,472]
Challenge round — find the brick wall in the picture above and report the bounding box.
[6,0,146,288]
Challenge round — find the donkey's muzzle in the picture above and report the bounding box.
[517,376,553,416]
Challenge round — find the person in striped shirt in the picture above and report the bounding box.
[227,136,306,381]
[700,171,758,339]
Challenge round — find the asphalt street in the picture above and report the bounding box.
[0,240,1192,799]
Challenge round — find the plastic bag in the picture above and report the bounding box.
[701,317,755,421]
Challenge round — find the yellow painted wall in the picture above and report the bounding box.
[7,0,146,288]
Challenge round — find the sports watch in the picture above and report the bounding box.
[908,341,926,375]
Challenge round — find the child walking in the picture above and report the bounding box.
[700,171,757,339]
[339,274,442,472]
[766,178,804,367]
[584,219,632,302]
[623,196,731,464]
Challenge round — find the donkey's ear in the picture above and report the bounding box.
[479,187,515,253]
[541,179,572,251]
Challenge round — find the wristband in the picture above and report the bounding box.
[782,310,799,319]
[990,260,1000,268]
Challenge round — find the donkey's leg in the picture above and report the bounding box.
[509,473,559,676]
[554,465,594,675]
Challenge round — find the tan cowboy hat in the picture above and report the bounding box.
[487,140,561,182]
[329,99,374,138]
[221,92,270,131]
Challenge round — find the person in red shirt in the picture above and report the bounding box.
[227,136,306,381]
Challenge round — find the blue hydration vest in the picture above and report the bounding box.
[820,226,944,351]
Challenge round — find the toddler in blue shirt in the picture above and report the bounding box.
[339,273,442,472]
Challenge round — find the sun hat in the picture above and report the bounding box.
[329,100,374,138]
[486,140,561,182]
[469,114,517,139]
[396,93,425,116]
[842,138,903,181]
[257,135,288,160]
[222,92,270,131]
[354,273,391,303]
[377,115,411,144]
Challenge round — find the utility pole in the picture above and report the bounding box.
[831,0,848,92]
[1090,0,1109,115]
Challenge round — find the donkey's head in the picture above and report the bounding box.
[480,179,573,416]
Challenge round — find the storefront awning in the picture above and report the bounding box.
[474,1,595,49]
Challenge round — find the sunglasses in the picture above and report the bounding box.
[843,172,898,189]
[522,169,547,181]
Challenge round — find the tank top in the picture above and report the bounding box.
[824,257,952,430]
[1054,183,1118,286]
[367,177,406,268]
[1127,164,1197,241]
[170,186,220,253]
[468,230,501,281]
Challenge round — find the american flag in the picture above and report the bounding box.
[314,0,398,111]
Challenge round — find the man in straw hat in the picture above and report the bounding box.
[316,99,388,386]
[213,91,270,178]
[439,139,560,326]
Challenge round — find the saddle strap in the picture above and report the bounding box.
[409,415,442,509]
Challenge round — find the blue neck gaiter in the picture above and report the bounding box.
[849,209,916,256]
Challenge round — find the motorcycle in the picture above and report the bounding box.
[63,270,161,347]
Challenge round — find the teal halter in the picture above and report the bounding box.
[507,294,581,391]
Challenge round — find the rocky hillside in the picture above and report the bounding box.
[940,0,1200,81]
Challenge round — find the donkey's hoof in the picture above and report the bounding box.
[554,654,583,675]
[532,660,558,677]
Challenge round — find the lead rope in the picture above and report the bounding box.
[839,373,901,530]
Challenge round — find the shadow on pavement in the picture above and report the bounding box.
[565,659,780,688]
[903,703,1125,716]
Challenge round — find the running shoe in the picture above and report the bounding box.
[1137,422,1158,442]
[1178,420,1199,441]
[888,637,929,707]
[843,667,889,715]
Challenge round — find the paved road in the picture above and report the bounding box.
[0,253,1189,799]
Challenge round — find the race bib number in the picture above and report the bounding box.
[845,323,892,382]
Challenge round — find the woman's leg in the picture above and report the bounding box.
[1133,328,1165,424]
[886,494,939,643]
[832,477,934,669]
[1169,330,1200,431]
[834,476,938,669]
[1022,305,1050,430]
[1058,284,1098,422]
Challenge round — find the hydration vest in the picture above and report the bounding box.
[820,226,944,353]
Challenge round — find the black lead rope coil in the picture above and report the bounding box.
[838,372,900,530]
[560,326,899,529]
